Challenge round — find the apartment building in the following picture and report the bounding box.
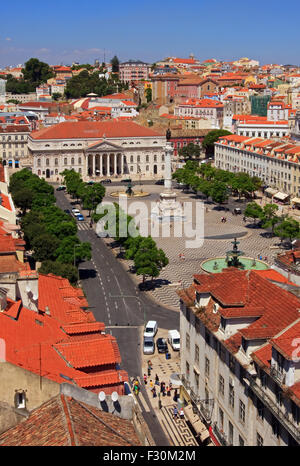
[232,115,290,139]
[0,124,31,169]
[119,60,151,84]
[174,99,224,129]
[178,269,300,446]
[215,134,300,197]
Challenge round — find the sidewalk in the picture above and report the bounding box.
[135,327,210,447]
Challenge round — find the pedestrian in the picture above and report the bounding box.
[155,374,160,385]
[179,408,185,420]
[152,386,157,398]
[167,386,171,397]
[148,367,151,377]
[149,380,154,389]
[134,383,139,396]
[173,389,178,402]
[173,406,178,420]
[162,383,166,397]
[143,373,147,385]
[148,360,153,371]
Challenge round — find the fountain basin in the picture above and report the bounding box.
[201,256,269,274]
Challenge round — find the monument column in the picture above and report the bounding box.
[164,142,173,191]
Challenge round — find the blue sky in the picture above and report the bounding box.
[0,0,299,67]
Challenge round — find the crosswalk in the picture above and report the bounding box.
[77,222,91,231]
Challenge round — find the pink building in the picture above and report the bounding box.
[119,60,151,84]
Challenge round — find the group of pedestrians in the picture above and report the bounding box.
[221,216,227,223]
[144,372,172,399]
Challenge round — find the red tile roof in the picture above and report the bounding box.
[30,120,164,140]
[0,394,141,446]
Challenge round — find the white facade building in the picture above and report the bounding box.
[28,120,167,181]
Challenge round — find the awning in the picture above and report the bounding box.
[273,192,290,201]
[184,404,210,442]
[265,187,278,196]
[291,197,300,204]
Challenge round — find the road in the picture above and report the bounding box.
[54,189,180,445]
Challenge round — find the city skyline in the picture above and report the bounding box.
[0,0,300,68]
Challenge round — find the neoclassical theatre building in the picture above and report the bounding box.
[28,120,167,181]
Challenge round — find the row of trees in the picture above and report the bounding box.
[173,161,262,205]
[62,169,105,217]
[244,202,300,242]
[9,169,91,284]
[96,202,169,283]
[177,131,233,161]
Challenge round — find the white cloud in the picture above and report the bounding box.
[5,38,12,41]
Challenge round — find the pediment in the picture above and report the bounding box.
[87,140,122,152]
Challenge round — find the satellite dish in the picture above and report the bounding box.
[98,391,106,402]
[111,391,119,402]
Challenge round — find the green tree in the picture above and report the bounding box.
[78,183,105,216]
[274,219,300,243]
[202,129,232,156]
[12,188,33,215]
[110,56,120,73]
[38,261,78,285]
[210,181,229,205]
[22,58,54,85]
[134,237,169,283]
[261,204,279,236]
[244,202,264,224]
[178,143,201,160]
[31,233,60,262]
[52,92,62,101]
[145,87,152,103]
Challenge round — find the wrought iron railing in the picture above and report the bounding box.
[270,364,286,386]
[211,422,228,446]
[247,376,300,443]
[179,374,214,423]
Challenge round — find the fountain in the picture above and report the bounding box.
[200,238,269,274]
[110,180,149,198]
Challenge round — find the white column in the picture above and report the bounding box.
[92,155,95,176]
[100,154,103,176]
[121,153,124,174]
[114,153,117,175]
[164,142,173,190]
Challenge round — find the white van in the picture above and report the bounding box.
[168,330,180,351]
[143,336,155,354]
[144,320,158,338]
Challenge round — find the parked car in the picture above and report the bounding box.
[77,214,84,221]
[168,330,180,351]
[143,336,155,355]
[101,179,112,184]
[72,208,80,214]
[155,179,164,185]
[121,178,132,183]
[144,320,158,338]
[64,209,71,215]
[156,338,168,353]
[87,181,95,185]
[56,185,66,191]
[233,207,242,215]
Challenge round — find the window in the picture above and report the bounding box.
[130,155,133,162]
[229,354,236,374]
[146,155,149,162]
[219,344,226,363]
[64,158,67,165]
[219,374,224,396]
[78,157,82,164]
[195,344,199,364]
[239,399,245,424]
[205,328,210,345]
[219,408,224,430]
[71,157,75,165]
[55,158,58,166]
[229,379,235,409]
[194,371,199,389]
[205,357,210,378]
[37,159,41,166]
[257,432,263,446]
[186,361,190,379]
[186,332,190,351]
[239,436,245,446]
[46,158,49,166]
[15,391,26,409]
[228,421,234,445]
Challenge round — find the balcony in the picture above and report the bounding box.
[179,374,214,424]
[246,376,300,444]
[270,364,286,386]
[211,422,229,446]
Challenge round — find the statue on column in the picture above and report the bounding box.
[166,128,171,141]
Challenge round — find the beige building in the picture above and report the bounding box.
[215,134,300,197]
[178,269,300,446]
[0,124,31,170]
[28,120,167,181]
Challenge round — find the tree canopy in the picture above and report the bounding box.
[202,129,232,155]
[64,70,125,99]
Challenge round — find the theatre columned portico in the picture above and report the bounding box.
[86,141,126,176]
